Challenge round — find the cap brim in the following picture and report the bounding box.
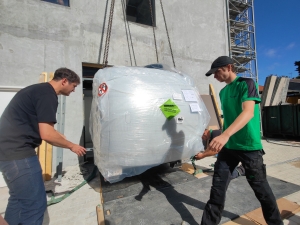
[205,68,218,76]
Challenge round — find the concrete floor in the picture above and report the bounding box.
[0,138,300,225]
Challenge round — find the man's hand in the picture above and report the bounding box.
[70,144,86,157]
[202,129,211,141]
[208,133,230,153]
[39,123,86,156]
[194,147,218,160]
[194,152,205,160]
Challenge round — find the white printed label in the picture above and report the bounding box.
[182,90,197,102]
[173,93,182,100]
[190,103,202,112]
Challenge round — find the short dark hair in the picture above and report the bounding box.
[220,64,236,73]
[230,64,236,73]
[53,68,81,84]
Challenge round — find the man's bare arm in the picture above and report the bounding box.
[209,100,255,152]
[39,123,86,156]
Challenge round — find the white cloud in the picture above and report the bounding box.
[267,62,280,70]
[265,49,277,57]
[286,42,296,50]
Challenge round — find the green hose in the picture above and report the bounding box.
[46,166,98,206]
[190,156,203,176]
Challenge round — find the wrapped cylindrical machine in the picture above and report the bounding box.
[90,66,210,183]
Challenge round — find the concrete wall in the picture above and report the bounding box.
[0,0,228,171]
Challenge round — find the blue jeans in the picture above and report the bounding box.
[0,156,47,225]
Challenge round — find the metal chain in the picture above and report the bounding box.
[148,0,159,63]
[159,0,176,68]
[103,0,115,67]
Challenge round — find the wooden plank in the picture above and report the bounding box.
[82,62,106,69]
[180,163,208,179]
[45,144,53,181]
[245,198,300,225]
[209,84,223,129]
[201,95,220,130]
[46,72,53,180]
[96,205,105,225]
[37,72,54,181]
[96,168,105,225]
[39,72,48,83]
[38,72,47,181]
[38,141,47,181]
[48,72,54,81]
[223,215,257,225]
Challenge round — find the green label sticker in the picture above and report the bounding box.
[160,99,181,120]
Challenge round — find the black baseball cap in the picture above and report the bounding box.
[205,56,234,76]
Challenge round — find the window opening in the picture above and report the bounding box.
[42,0,69,7]
[126,0,155,26]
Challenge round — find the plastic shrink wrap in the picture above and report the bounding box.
[90,65,210,183]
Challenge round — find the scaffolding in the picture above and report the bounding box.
[226,0,258,82]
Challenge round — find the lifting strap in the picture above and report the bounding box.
[148,0,159,63]
[103,0,115,67]
[159,0,176,68]
[102,0,176,68]
[121,0,137,66]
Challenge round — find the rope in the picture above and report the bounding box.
[103,0,115,67]
[159,0,176,68]
[148,0,159,63]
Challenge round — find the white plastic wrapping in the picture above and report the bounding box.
[90,65,210,183]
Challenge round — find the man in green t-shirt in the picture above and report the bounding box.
[200,56,282,225]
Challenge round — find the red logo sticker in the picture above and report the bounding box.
[98,83,108,96]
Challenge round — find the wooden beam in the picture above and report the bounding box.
[49,72,54,81]
[37,72,54,181]
[45,144,53,181]
[39,72,48,83]
[82,62,106,69]
[38,141,47,181]
[96,169,105,225]
[209,84,223,129]
[96,204,105,225]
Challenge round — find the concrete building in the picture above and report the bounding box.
[0,0,229,173]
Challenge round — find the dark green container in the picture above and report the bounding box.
[296,105,300,136]
[279,105,298,136]
[262,104,299,137]
[262,106,281,137]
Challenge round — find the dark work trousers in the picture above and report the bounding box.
[201,148,283,225]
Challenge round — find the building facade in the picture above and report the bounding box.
[0,0,228,171]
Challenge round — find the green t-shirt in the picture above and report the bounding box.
[220,77,262,150]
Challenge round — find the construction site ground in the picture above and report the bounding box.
[1,138,300,225]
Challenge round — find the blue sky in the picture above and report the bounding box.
[254,0,300,85]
